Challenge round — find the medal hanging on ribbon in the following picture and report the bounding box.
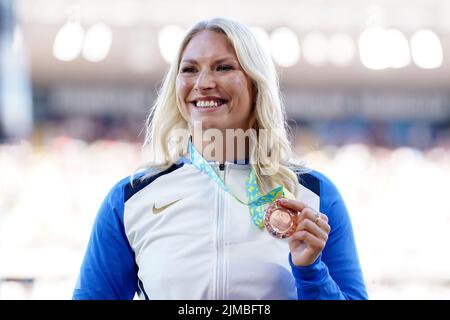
[188,139,298,239]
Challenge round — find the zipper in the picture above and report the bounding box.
[215,162,226,299]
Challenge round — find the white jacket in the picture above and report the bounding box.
[73,159,368,300]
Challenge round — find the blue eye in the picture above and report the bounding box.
[217,64,233,71]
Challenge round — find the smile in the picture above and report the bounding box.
[191,98,227,109]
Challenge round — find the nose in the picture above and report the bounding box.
[194,69,216,91]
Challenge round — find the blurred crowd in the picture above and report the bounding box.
[1,130,450,299]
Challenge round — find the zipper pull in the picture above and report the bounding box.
[219,163,225,171]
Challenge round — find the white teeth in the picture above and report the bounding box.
[195,100,220,108]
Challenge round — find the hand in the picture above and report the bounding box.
[278,199,331,267]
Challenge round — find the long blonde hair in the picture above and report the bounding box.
[134,17,304,195]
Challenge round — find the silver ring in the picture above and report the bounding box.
[314,213,321,225]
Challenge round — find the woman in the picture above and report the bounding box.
[73,17,368,300]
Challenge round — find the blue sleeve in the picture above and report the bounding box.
[72,178,139,300]
[290,171,368,300]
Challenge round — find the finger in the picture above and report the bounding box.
[278,199,331,234]
[298,208,331,234]
[316,217,331,234]
[296,217,329,241]
[290,230,326,250]
[320,212,329,223]
[277,198,308,212]
[279,199,329,224]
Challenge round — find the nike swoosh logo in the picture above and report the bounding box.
[152,199,181,215]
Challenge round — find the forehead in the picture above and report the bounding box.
[181,30,237,61]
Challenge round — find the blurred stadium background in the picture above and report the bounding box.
[1,0,450,299]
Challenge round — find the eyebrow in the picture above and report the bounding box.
[180,57,238,64]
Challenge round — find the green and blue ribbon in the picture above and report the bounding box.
[188,139,290,228]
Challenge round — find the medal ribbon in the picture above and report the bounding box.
[188,139,294,228]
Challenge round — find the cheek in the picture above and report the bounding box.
[231,77,253,110]
[231,76,251,100]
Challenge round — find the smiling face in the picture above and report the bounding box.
[176,30,255,132]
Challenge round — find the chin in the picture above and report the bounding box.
[200,122,226,131]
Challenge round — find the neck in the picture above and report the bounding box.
[191,132,250,164]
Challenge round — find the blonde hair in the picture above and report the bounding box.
[134,17,304,195]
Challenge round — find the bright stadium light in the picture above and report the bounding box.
[359,27,390,70]
[82,23,113,62]
[270,27,300,67]
[410,29,443,69]
[158,25,185,64]
[53,21,84,61]
[386,29,411,68]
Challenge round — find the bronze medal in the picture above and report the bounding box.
[264,199,298,239]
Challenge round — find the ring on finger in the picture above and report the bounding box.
[314,212,321,225]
